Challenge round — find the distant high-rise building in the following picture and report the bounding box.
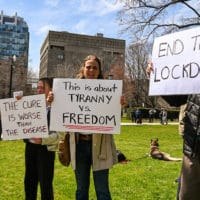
[40,31,125,79]
[0,11,29,98]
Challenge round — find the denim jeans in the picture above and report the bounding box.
[75,140,111,200]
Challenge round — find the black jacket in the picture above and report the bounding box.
[163,94,200,158]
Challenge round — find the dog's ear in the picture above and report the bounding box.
[156,138,158,141]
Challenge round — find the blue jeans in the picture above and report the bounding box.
[75,140,111,200]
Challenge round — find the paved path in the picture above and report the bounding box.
[120,122,178,126]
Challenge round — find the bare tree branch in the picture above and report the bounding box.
[117,0,200,42]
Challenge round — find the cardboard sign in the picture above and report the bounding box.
[0,94,48,140]
[50,78,122,134]
[149,27,200,96]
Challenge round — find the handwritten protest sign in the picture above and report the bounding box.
[149,27,200,96]
[50,78,122,134]
[0,94,48,140]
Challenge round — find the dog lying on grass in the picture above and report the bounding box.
[149,138,182,161]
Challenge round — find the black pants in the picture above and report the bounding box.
[24,142,55,200]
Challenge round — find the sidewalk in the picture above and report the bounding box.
[120,122,179,126]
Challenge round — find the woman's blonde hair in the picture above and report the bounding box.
[76,55,104,79]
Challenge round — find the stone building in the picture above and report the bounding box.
[39,31,125,79]
[0,11,29,98]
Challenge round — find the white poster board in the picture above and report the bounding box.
[149,27,200,96]
[50,78,122,134]
[0,94,48,140]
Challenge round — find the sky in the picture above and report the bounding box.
[0,0,126,75]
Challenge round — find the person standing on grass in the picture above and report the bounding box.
[147,63,200,200]
[47,55,125,200]
[135,108,142,124]
[23,77,65,200]
[148,109,156,123]
[159,108,168,125]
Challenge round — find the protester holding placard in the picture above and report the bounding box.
[48,55,119,200]
[147,63,200,200]
[24,77,65,200]
[72,55,118,200]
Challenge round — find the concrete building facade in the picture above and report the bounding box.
[40,31,125,79]
[0,11,29,98]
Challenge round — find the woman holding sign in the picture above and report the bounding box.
[24,77,65,200]
[48,55,120,200]
[73,55,118,200]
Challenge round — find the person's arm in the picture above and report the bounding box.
[42,131,66,145]
[31,132,66,145]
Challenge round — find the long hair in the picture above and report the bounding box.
[39,77,53,89]
[76,55,104,79]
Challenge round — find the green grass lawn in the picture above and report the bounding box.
[0,125,182,200]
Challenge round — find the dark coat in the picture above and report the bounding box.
[163,94,200,158]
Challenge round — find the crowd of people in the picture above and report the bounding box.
[130,108,168,125]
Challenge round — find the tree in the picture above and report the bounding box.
[27,67,39,89]
[27,67,38,79]
[117,0,200,109]
[117,0,200,42]
[125,41,156,107]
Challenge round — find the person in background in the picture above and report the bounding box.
[148,109,156,123]
[24,77,65,200]
[162,109,168,125]
[159,108,168,125]
[135,108,142,124]
[130,110,135,123]
[159,108,163,124]
[47,55,124,200]
[146,63,200,200]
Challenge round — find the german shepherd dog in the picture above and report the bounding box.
[149,138,182,161]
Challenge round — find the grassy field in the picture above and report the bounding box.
[0,125,182,200]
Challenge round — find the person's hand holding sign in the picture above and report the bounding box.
[13,91,23,100]
[47,91,54,104]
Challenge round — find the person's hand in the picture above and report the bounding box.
[47,91,54,104]
[146,62,153,77]
[15,95,23,100]
[13,91,23,100]
[31,138,42,144]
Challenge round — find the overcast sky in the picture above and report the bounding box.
[0,0,125,74]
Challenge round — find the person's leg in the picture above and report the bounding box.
[175,175,181,200]
[75,140,92,200]
[179,155,200,200]
[38,145,55,200]
[24,143,38,200]
[93,169,111,200]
